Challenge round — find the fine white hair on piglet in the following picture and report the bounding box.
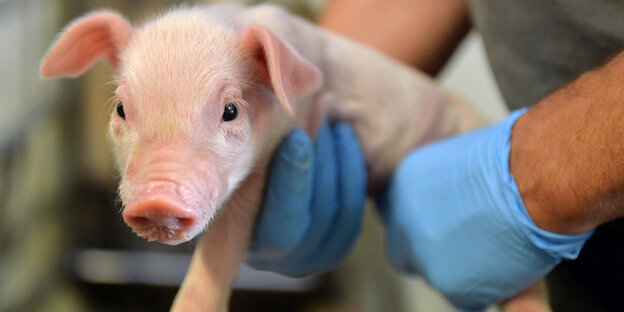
[120,10,249,138]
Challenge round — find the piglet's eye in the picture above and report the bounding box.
[222,101,238,122]
[116,101,125,119]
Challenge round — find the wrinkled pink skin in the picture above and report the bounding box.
[42,4,537,312]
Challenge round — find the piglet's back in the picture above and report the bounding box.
[240,4,484,190]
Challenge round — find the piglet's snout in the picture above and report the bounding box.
[123,194,199,245]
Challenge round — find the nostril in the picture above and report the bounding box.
[177,216,196,229]
[125,215,151,228]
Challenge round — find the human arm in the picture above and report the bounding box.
[511,53,624,234]
[318,0,470,75]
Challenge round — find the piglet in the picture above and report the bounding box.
[42,4,485,311]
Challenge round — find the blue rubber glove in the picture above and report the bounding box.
[247,121,367,277]
[378,108,594,310]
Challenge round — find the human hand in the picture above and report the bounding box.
[378,109,593,310]
[247,121,367,277]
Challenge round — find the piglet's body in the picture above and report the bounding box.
[42,4,482,311]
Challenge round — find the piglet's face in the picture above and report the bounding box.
[108,13,258,244]
[111,92,254,244]
[110,83,256,245]
[41,9,321,245]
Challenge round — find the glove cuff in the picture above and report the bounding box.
[498,108,593,260]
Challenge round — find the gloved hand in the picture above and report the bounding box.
[247,121,367,277]
[378,108,594,310]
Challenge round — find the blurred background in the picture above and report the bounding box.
[0,0,506,311]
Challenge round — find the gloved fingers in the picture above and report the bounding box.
[254,121,343,276]
[290,120,341,257]
[248,128,314,262]
[280,123,367,274]
[250,122,367,277]
[314,122,366,264]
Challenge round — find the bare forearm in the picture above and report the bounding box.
[511,52,624,234]
[318,0,470,75]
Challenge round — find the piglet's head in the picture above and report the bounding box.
[41,10,321,245]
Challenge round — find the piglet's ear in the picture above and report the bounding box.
[239,25,322,115]
[41,11,133,78]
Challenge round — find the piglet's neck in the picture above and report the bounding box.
[171,168,267,311]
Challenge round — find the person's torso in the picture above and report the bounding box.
[470,0,624,110]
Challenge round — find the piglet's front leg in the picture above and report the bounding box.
[171,169,268,312]
[171,238,232,312]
